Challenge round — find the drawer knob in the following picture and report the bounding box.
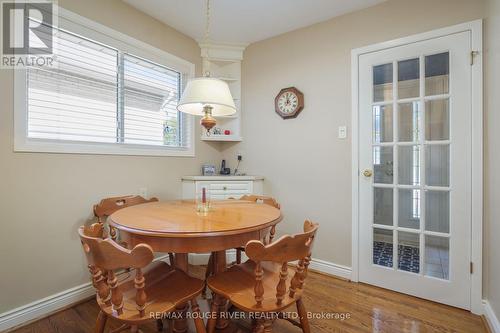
[223,186,228,190]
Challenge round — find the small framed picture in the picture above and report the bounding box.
[202,164,216,176]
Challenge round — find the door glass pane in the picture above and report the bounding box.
[425,52,449,96]
[374,188,393,226]
[425,235,449,280]
[425,99,449,141]
[374,228,393,268]
[373,146,393,184]
[398,231,420,273]
[374,63,393,102]
[373,105,393,143]
[425,191,450,233]
[399,102,420,142]
[425,145,450,186]
[398,145,420,185]
[398,58,420,99]
[398,189,420,229]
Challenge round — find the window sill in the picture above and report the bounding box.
[14,138,195,157]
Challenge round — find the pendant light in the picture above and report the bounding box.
[177,0,236,133]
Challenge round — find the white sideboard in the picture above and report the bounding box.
[181,176,264,200]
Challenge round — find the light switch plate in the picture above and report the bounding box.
[338,126,347,139]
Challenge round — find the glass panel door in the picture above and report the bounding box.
[371,53,453,278]
[358,30,472,310]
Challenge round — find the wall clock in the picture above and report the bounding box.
[275,87,304,119]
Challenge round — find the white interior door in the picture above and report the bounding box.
[358,31,472,309]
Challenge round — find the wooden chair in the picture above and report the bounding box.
[93,195,175,266]
[206,220,319,333]
[234,195,281,263]
[94,195,158,241]
[202,195,281,298]
[79,223,207,333]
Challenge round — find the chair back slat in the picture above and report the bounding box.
[79,224,154,317]
[239,195,281,209]
[135,268,147,317]
[276,262,289,305]
[79,226,154,270]
[94,195,158,221]
[254,263,265,307]
[107,270,123,315]
[233,195,281,245]
[93,195,158,241]
[245,220,318,263]
[244,220,319,307]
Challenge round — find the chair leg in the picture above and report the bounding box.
[166,319,173,333]
[95,310,107,333]
[207,294,221,333]
[296,299,311,333]
[263,319,273,333]
[252,319,263,333]
[156,319,164,332]
[202,253,214,298]
[236,248,242,264]
[190,299,207,333]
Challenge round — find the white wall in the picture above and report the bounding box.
[222,0,485,267]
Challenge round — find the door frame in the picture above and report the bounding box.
[350,20,483,314]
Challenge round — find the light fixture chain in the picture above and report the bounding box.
[204,0,211,76]
[205,0,211,44]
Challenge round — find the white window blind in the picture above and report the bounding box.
[123,54,185,147]
[26,22,190,151]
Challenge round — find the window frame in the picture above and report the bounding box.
[14,7,195,157]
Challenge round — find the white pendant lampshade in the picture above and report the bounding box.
[177,77,236,116]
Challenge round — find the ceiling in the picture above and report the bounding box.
[123,0,386,45]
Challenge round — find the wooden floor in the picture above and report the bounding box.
[10,265,487,333]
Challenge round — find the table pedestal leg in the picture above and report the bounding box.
[173,253,189,333]
[214,250,229,330]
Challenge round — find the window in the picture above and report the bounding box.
[15,10,194,156]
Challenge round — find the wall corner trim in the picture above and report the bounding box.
[484,300,500,333]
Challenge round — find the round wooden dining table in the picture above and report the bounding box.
[108,199,282,333]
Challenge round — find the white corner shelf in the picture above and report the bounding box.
[199,43,246,143]
[201,135,243,142]
[217,76,239,82]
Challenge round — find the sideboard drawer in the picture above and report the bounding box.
[181,176,264,200]
[197,181,252,199]
[209,182,251,191]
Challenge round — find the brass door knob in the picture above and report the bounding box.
[362,169,373,177]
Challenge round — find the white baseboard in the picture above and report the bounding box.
[484,300,500,333]
[0,254,171,333]
[188,253,353,281]
[0,282,95,332]
[308,258,352,280]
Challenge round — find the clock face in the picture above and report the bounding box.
[275,87,304,119]
[277,91,299,114]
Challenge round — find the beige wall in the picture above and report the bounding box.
[485,0,500,318]
[222,0,485,267]
[0,0,222,313]
[0,0,495,318]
